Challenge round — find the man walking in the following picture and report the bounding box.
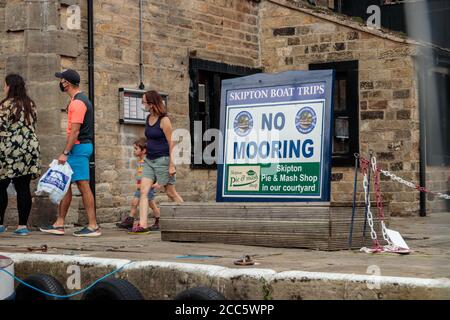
[40,69,101,237]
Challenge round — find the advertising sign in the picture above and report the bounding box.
[217,70,334,202]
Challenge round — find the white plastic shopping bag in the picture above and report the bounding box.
[36,160,73,204]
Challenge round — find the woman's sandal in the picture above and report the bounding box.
[234,255,255,266]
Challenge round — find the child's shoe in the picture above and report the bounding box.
[116,216,135,229]
[150,217,160,231]
[128,225,151,235]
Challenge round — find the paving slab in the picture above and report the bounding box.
[0,212,449,280]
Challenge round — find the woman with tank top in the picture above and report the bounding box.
[130,90,184,234]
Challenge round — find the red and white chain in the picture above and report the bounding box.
[371,156,393,247]
[380,169,450,200]
[360,157,382,250]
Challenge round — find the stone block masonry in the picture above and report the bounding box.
[260,0,422,215]
[4,253,450,300]
[1,0,446,221]
[88,0,261,221]
[1,0,86,226]
[2,0,262,224]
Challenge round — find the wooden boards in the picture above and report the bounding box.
[160,202,390,251]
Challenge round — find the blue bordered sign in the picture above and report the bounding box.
[295,107,317,134]
[217,70,335,202]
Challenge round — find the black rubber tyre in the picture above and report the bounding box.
[174,287,225,300]
[15,274,67,301]
[82,278,144,300]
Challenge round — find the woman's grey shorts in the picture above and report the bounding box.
[142,156,176,186]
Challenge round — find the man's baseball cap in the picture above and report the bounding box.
[55,69,80,86]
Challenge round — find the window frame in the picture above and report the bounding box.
[189,58,262,169]
[309,60,359,167]
[425,66,450,166]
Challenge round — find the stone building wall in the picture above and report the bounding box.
[260,0,421,216]
[1,0,87,226]
[3,0,261,224]
[426,166,450,213]
[90,0,261,221]
[2,0,447,224]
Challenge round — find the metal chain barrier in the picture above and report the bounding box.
[360,157,382,251]
[357,154,450,201]
[356,153,421,253]
[370,156,392,246]
[380,170,450,200]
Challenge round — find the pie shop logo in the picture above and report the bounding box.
[295,107,317,134]
[230,169,259,187]
[233,111,254,137]
[228,166,260,191]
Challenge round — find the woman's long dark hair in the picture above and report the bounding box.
[144,90,167,117]
[1,74,36,126]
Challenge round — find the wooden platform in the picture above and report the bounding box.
[160,202,390,251]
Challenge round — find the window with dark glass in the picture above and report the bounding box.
[426,68,450,166]
[310,60,359,166]
[189,58,261,168]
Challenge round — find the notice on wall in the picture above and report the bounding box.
[119,88,168,125]
[216,70,334,202]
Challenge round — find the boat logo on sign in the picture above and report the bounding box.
[233,111,253,137]
[295,107,317,134]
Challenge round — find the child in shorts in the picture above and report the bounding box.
[116,138,161,231]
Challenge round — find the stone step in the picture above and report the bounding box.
[155,191,201,203]
[3,190,202,227]
[160,202,391,250]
